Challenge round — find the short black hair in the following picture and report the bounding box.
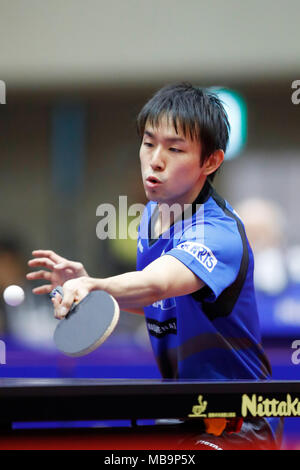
[136,82,230,181]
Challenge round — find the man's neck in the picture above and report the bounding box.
[154,177,207,237]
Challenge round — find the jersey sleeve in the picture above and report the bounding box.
[165,219,244,301]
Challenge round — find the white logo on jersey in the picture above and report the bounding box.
[152,298,176,310]
[137,238,144,253]
[176,241,217,272]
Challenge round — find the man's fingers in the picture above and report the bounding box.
[54,260,85,274]
[56,287,88,319]
[32,284,53,295]
[52,296,65,319]
[26,270,52,281]
[32,250,64,264]
[28,257,56,270]
[57,289,75,318]
[54,261,74,270]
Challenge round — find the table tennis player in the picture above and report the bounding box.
[27,83,283,450]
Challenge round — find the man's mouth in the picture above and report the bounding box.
[145,175,163,188]
[147,175,162,183]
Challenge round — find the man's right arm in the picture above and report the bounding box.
[27,249,144,315]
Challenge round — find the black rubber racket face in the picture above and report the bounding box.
[53,290,119,357]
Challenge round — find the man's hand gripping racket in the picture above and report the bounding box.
[50,283,120,357]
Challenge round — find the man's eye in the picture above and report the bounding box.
[143,142,153,147]
[169,147,182,153]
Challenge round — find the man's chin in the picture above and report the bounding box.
[144,186,173,204]
[144,188,160,202]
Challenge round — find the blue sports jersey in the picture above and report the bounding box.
[136,180,272,381]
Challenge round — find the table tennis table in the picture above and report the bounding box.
[0,378,300,424]
[0,378,299,450]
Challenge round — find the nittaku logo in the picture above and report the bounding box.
[0,81,6,104]
[188,395,208,417]
[188,395,236,419]
[176,241,217,272]
[241,393,300,417]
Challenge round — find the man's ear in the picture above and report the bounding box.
[203,150,225,176]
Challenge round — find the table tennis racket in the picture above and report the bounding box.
[50,286,120,357]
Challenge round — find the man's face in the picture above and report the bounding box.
[139,115,206,206]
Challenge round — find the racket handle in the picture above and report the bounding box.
[49,286,77,312]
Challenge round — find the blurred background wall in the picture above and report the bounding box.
[0,0,299,273]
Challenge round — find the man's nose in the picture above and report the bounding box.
[150,146,165,171]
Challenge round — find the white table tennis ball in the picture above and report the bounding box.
[3,285,25,307]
